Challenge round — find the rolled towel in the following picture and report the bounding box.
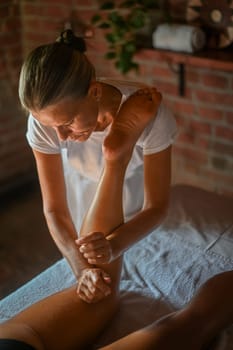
[152,23,206,53]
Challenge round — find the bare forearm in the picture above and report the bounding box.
[45,211,92,277]
[108,205,167,259]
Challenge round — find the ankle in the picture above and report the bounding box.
[103,136,133,165]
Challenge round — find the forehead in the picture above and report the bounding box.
[32,97,86,127]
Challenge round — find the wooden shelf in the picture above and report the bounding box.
[137,47,233,96]
[139,47,233,72]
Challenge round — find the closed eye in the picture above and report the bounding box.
[62,118,74,127]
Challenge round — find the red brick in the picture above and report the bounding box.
[173,115,187,127]
[69,9,94,22]
[202,169,233,187]
[22,3,42,16]
[198,107,224,121]
[151,65,175,80]
[225,111,233,124]
[215,126,233,142]
[190,120,212,135]
[177,130,195,144]
[5,45,22,57]
[125,64,151,82]
[195,136,211,150]
[73,0,96,6]
[44,5,70,18]
[186,69,200,83]
[195,90,233,108]
[25,31,54,45]
[211,141,233,157]
[183,162,200,175]
[173,145,208,164]
[24,17,60,34]
[89,38,108,52]
[200,72,229,89]
[152,80,178,96]
[0,34,18,47]
[39,0,72,4]
[172,100,195,115]
[135,49,161,62]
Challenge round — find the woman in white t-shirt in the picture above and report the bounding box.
[19,30,176,304]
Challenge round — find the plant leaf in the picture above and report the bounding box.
[98,22,111,29]
[108,11,126,27]
[105,51,117,59]
[91,14,102,24]
[129,8,146,29]
[105,32,121,43]
[124,41,136,53]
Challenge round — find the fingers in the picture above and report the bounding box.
[135,87,162,103]
[85,253,108,265]
[76,231,104,244]
[77,268,111,303]
[76,231,112,264]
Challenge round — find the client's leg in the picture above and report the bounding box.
[0,161,128,349]
[0,163,127,349]
[0,286,118,350]
[0,160,127,349]
[100,270,233,350]
[78,87,162,290]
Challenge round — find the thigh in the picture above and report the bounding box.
[0,259,122,350]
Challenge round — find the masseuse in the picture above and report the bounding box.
[1,69,233,349]
[20,29,177,302]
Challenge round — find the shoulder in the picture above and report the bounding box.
[26,114,61,154]
[98,77,147,97]
[138,103,178,154]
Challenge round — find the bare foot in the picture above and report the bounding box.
[103,87,162,164]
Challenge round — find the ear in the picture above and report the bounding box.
[88,81,102,102]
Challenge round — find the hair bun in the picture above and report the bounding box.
[56,29,86,53]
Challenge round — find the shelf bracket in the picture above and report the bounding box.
[178,63,185,97]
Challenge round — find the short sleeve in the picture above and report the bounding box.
[26,114,61,154]
[142,103,177,155]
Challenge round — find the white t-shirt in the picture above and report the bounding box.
[26,79,177,233]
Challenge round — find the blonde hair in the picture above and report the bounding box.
[19,40,95,112]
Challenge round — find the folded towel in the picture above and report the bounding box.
[152,23,206,53]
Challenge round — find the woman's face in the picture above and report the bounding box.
[32,94,99,142]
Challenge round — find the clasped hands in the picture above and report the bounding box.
[75,232,114,303]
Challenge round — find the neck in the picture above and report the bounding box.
[95,83,122,132]
[99,82,122,119]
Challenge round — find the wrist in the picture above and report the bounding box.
[64,244,92,278]
[107,234,122,261]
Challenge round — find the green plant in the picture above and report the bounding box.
[92,0,168,74]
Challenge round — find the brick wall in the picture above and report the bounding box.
[0,1,35,194]
[2,0,233,196]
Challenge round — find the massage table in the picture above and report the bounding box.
[1,185,233,349]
